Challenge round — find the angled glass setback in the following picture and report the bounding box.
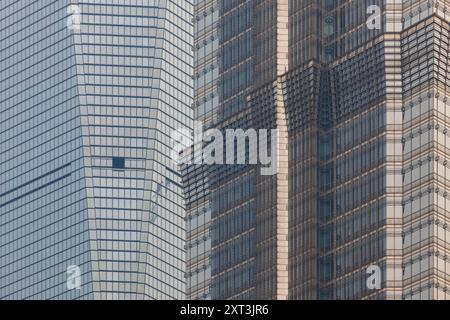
[186,0,450,301]
[0,0,193,300]
[183,0,219,300]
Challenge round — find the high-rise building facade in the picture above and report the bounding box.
[0,0,193,299]
[188,0,450,300]
[183,0,219,300]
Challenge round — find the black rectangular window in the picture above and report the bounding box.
[112,157,125,169]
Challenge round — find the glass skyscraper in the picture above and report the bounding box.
[0,0,193,299]
[182,0,218,300]
[187,0,450,300]
[3,0,450,302]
